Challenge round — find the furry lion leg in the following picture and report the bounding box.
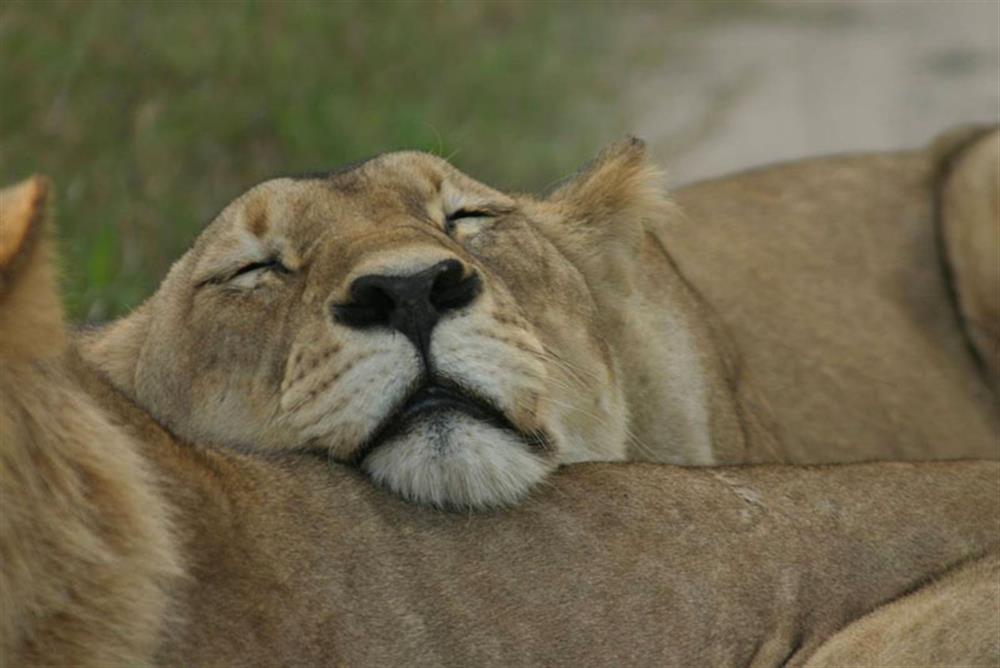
[938,127,1000,390]
[804,551,1000,667]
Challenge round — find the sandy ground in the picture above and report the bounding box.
[629,0,999,186]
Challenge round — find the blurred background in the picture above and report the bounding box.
[1,0,997,321]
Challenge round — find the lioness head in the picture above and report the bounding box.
[84,139,671,509]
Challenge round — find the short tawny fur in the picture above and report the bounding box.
[2,129,998,665]
[0,178,180,666]
[80,129,1000,510]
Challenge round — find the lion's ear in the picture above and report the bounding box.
[544,137,673,285]
[1,176,50,282]
[0,176,67,359]
[547,137,672,249]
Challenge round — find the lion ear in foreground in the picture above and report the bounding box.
[0,176,49,278]
[543,136,674,289]
[0,176,66,360]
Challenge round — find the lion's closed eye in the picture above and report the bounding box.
[443,205,516,243]
[443,208,491,236]
[195,257,291,290]
[228,258,290,288]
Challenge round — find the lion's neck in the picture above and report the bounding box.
[604,229,772,465]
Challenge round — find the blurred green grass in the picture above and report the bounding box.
[0,1,689,320]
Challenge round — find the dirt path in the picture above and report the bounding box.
[628,0,999,185]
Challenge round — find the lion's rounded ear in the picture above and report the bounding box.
[547,137,671,244]
[542,137,673,275]
[537,138,674,300]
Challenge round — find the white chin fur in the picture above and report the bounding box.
[360,412,553,510]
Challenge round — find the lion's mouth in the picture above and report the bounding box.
[348,378,550,465]
[398,383,497,424]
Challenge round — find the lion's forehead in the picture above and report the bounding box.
[195,153,519,267]
[218,152,477,231]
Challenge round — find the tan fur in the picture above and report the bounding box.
[82,130,999,510]
[14,296,1000,665]
[81,151,637,509]
[939,128,1000,388]
[0,177,64,361]
[804,551,1000,667]
[0,179,180,666]
[16,343,1000,666]
[666,129,1000,464]
[4,131,999,664]
[115,433,1000,666]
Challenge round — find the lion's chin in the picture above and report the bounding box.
[359,412,554,511]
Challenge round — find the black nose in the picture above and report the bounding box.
[332,259,481,353]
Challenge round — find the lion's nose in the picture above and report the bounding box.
[333,259,481,354]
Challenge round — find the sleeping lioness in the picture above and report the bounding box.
[80,128,1000,509]
[3,150,999,666]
